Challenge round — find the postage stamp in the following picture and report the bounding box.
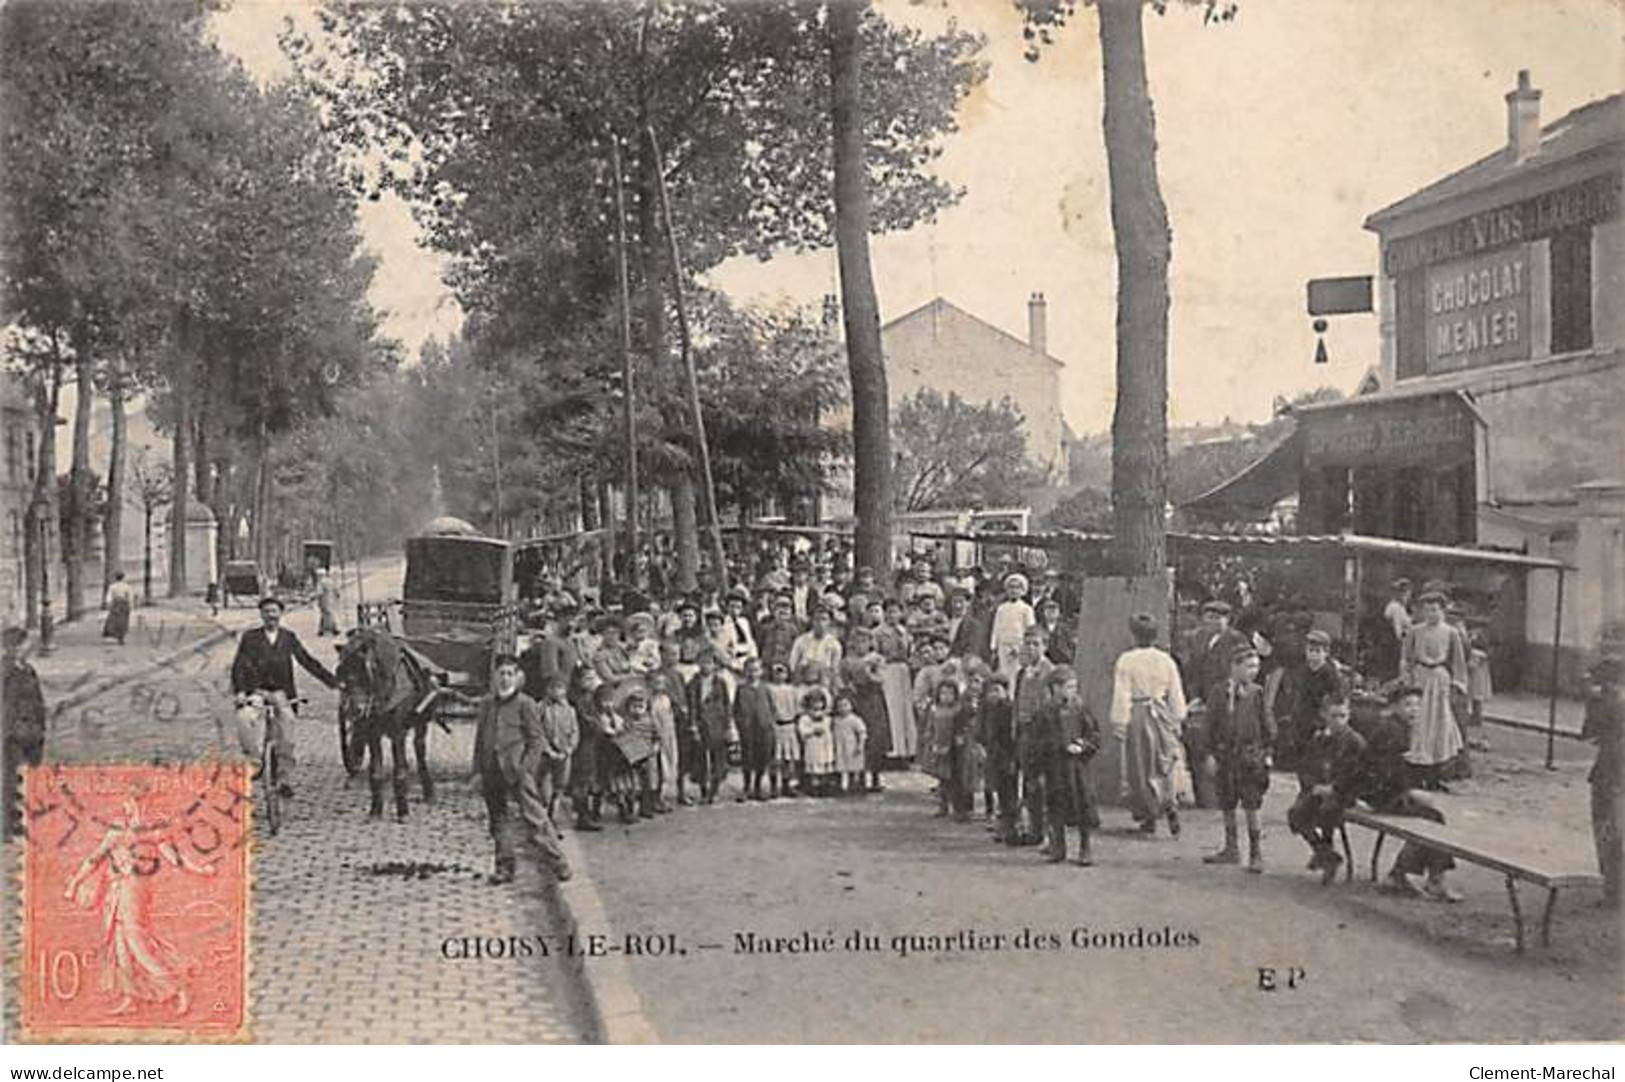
[19,762,252,1042]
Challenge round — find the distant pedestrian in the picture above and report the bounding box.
[1583,657,1622,907]
[1381,579,1413,680]
[3,625,46,839]
[315,568,339,637]
[102,572,134,645]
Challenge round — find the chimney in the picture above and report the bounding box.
[1505,69,1542,163]
[1027,291,1048,355]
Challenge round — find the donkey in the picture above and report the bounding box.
[334,627,438,819]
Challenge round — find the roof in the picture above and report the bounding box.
[1365,93,1623,230]
[1292,386,1488,428]
[881,297,1065,369]
[907,528,1573,572]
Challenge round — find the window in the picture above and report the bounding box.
[1549,227,1593,355]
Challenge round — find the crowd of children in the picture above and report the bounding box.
[466,544,1530,904]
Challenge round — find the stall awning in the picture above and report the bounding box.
[1179,429,1303,521]
[907,528,1574,571]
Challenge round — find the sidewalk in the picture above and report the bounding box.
[17,555,400,714]
[1485,690,1585,738]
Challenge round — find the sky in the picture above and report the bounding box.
[211,0,1623,435]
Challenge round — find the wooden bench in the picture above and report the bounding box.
[1338,808,1603,953]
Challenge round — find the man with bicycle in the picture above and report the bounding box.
[231,595,338,797]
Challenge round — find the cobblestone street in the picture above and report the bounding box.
[5,566,597,1044]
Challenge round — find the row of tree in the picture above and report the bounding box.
[286,0,987,588]
[1,0,389,626]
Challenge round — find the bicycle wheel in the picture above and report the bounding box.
[263,745,282,837]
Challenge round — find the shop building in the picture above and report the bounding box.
[1187,74,1622,688]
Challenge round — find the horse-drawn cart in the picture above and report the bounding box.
[338,519,518,780]
[220,560,264,608]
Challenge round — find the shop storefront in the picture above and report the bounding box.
[1185,75,1622,689]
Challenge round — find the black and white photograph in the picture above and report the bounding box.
[0,0,1620,1057]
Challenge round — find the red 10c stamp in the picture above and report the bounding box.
[20,762,251,1042]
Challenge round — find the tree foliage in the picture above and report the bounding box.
[892,389,1048,513]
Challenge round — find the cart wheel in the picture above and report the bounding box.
[339,704,364,778]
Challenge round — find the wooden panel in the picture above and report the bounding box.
[1069,571,1174,807]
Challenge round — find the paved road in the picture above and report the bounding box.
[7,563,597,1044]
[571,767,1619,1043]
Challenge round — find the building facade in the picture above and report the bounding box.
[2,369,40,623]
[880,294,1069,483]
[1296,74,1623,683]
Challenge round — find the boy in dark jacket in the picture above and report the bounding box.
[1203,645,1274,873]
[734,657,778,801]
[1034,667,1101,866]
[1287,694,1365,884]
[977,672,1015,835]
[687,648,736,804]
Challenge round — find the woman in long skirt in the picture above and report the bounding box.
[1110,614,1189,836]
[1402,591,1466,790]
[874,609,917,760]
[102,572,134,646]
[841,628,892,791]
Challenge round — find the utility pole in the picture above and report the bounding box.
[610,134,641,589]
[647,125,728,591]
[488,380,504,537]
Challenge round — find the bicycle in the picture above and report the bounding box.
[238,691,305,836]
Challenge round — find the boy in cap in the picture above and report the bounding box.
[474,654,572,885]
[990,572,1037,675]
[1034,667,1102,865]
[1182,599,1249,807]
[1203,644,1273,872]
[1278,629,1346,772]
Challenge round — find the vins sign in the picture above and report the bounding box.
[1424,246,1532,372]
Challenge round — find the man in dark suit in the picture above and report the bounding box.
[230,596,337,794]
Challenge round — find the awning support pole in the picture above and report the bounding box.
[1545,567,1565,770]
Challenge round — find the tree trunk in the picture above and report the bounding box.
[209,448,232,582]
[597,478,614,583]
[252,423,271,572]
[103,356,127,597]
[638,128,700,594]
[167,376,190,597]
[669,480,700,593]
[830,0,894,580]
[1099,0,1170,576]
[24,364,63,629]
[64,353,93,621]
